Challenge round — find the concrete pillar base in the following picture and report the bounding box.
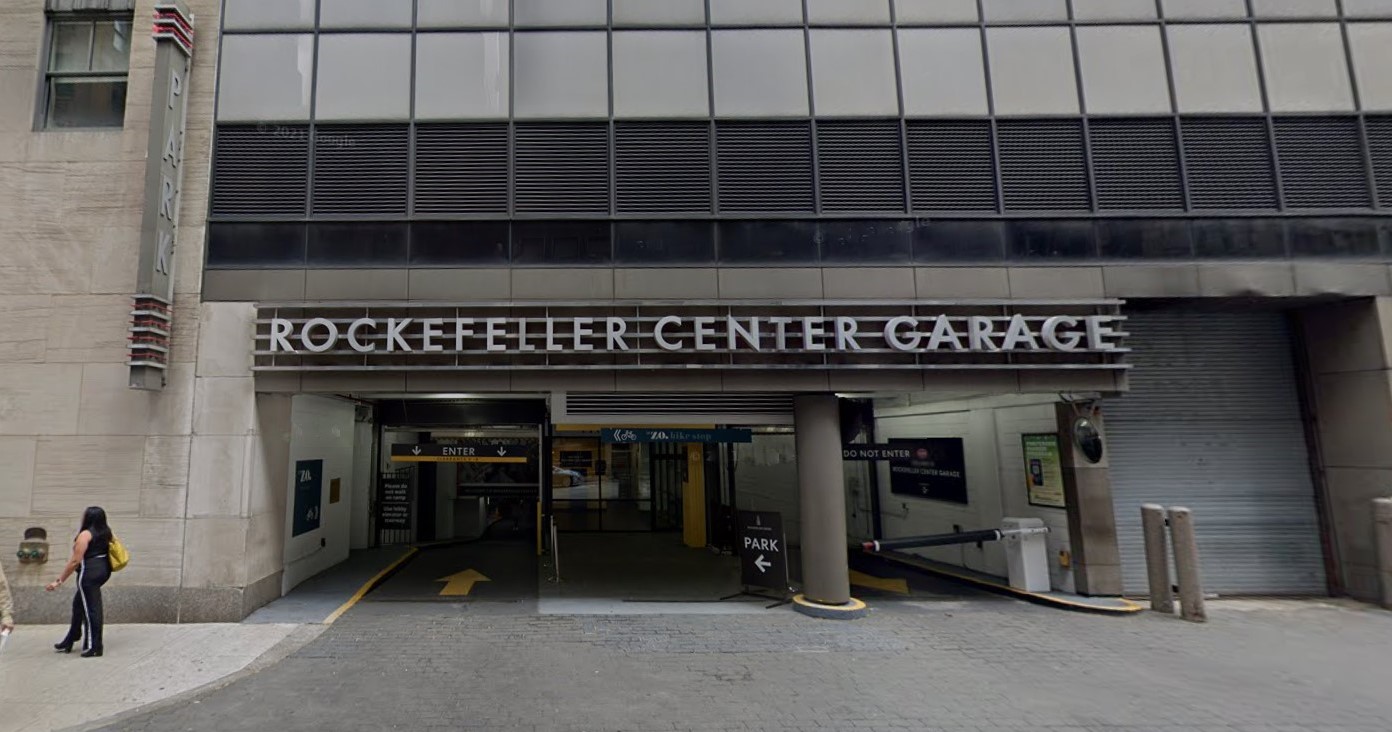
[791,594,868,620]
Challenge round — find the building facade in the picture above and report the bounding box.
[3,0,1392,621]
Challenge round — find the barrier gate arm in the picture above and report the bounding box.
[861,525,1050,553]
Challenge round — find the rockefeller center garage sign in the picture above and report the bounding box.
[251,300,1128,373]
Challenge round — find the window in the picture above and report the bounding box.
[42,14,132,129]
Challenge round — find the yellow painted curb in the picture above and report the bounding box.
[323,547,419,625]
[876,552,1145,614]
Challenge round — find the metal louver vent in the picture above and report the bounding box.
[1275,117,1371,209]
[1371,117,1392,209]
[211,125,308,216]
[562,392,794,421]
[413,123,508,215]
[1089,118,1183,210]
[997,120,1090,212]
[514,123,610,215]
[1181,117,1277,210]
[817,121,905,213]
[905,120,997,212]
[716,122,815,213]
[311,125,409,216]
[615,122,712,214]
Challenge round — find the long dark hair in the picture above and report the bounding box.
[80,506,112,544]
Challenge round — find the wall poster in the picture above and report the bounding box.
[1022,433,1066,509]
[887,438,968,504]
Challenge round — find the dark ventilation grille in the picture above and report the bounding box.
[1275,117,1372,209]
[1181,117,1277,210]
[615,122,712,214]
[905,120,997,212]
[817,121,905,213]
[996,120,1090,212]
[413,123,508,215]
[715,121,815,213]
[564,392,794,418]
[311,125,409,216]
[1089,118,1184,210]
[514,123,610,215]
[1371,116,1392,209]
[211,125,309,216]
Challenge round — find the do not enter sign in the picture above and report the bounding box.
[737,510,790,592]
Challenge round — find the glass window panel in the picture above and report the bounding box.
[1097,220,1194,259]
[47,78,126,128]
[717,220,819,263]
[319,0,414,28]
[1162,0,1248,17]
[1072,0,1157,19]
[982,0,1068,22]
[1191,219,1288,258]
[315,34,412,121]
[511,221,612,264]
[50,22,92,72]
[417,0,510,27]
[613,0,707,26]
[415,33,510,120]
[1348,24,1392,111]
[615,222,716,264]
[90,21,132,72]
[223,0,317,30]
[514,0,608,26]
[1252,0,1338,17]
[913,220,1006,262]
[809,30,899,117]
[307,223,409,266]
[711,30,809,117]
[513,32,609,119]
[1076,26,1171,115]
[1166,25,1264,113]
[206,223,308,267]
[710,0,805,25]
[895,0,979,23]
[411,222,510,265]
[217,34,315,122]
[1258,24,1355,112]
[1006,221,1097,260]
[819,221,913,263]
[1345,0,1392,17]
[612,31,710,118]
[1288,219,1382,257]
[986,27,1079,116]
[898,29,988,116]
[806,0,891,25]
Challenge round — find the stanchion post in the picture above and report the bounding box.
[1141,504,1172,614]
[1374,497,1392,610]
[1168,506,1206,623]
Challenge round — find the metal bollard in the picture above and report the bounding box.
[1141,504,1172,614]
[1168,507,1206,623]
[1375,498,1392,610]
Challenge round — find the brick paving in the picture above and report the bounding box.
[98,598,1392,732]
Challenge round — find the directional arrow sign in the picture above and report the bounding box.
[391,442,529,464]
[437,569,490,596]
[754,555,772,573]
[737,510,789,591]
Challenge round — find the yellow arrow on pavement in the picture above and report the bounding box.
[437,569,490,596]
[849,570,909,595]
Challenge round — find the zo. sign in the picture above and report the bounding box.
[265,313,1125,356]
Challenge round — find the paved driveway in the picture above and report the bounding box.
[96,598,1392,732]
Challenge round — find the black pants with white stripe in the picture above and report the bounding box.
[64,557,110,652]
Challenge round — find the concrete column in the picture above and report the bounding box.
[795,394,852,606]
[1056,404,1123,596]
[1376,498,1392,609]
[1296,298,1392,601]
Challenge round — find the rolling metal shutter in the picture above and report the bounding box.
[1106,310,1326,596]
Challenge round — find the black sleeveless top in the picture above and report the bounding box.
[83,531,111,559]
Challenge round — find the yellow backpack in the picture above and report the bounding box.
[108,536,129,572]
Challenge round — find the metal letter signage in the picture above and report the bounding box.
[600,428,754,444]
[253,301,1129,376]
[841,445,915,461]
[130,2,195,391]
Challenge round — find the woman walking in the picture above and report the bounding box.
[45,507,113,658]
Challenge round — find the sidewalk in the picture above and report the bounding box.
[0,623,306,732]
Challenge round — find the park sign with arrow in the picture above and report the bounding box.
[390,442,528,464]
[736,510,790,592]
